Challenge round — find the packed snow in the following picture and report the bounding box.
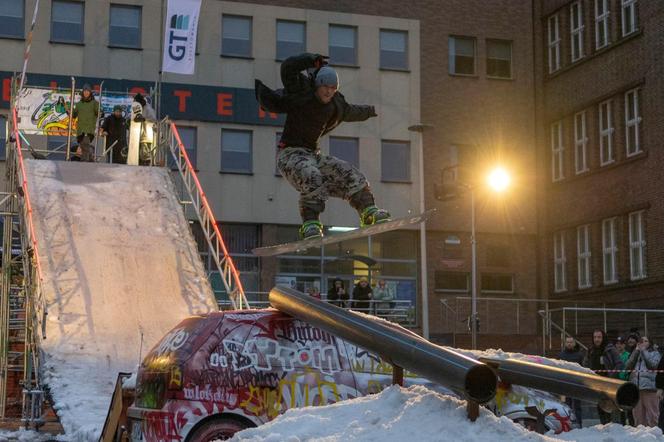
[25,160,218,441]
[232,385,664,442]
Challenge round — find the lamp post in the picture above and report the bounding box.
[408,123,433,340]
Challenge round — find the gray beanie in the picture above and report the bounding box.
[314,66,339,89]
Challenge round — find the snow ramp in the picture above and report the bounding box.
[24,159,218,440]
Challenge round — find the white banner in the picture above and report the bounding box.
[162,0,202,75]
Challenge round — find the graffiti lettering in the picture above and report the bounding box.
[143,410,188,442]
[157,328,190,356]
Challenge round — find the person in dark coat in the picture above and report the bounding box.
[656,353,664,431]
[558,336,585,426]
[256,53,389,239]
[101,105,128,164]
[583,329,624,424]
[352,278,373,313]
[326,278,348,308]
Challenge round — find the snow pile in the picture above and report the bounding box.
[26,160,218,441]
[0,429,68,441]
[232,385,664,442]
[455,348,594,375]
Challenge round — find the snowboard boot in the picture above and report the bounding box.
[360,206,391,227]
[299,220,324,239]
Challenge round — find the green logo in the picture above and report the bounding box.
[169,14,190,30]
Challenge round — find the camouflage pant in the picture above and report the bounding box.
[277,147,369,217]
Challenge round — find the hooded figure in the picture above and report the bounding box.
[326,278,348,307]
[101,105,128,164]
[72,83,99,144]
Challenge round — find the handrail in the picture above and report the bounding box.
[540,307,664,314]
[537,310,588,351]
[167,122,248,309]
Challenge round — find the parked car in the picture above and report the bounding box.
[127,309,576,441]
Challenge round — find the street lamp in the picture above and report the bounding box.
[470,166,511,349]
[408,123,433,340]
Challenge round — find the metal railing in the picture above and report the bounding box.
[539,306,664,353]
[161,121,248,310]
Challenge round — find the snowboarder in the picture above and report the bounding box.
[101,105,128,164]
[256,52,390,239]
[69,83,99,145]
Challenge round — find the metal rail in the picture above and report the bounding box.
[164,121,248,309]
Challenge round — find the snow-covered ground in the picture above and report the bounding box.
[26,160,218,441]
[232,385,664,442]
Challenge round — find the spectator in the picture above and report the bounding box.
[626,336,661,427]
[327,278,348,308]
[352,278,373,313]
[583,329,624,424]
[306,287,321,300]
[626,333,639,354]
[373,279,395,315]
[656,352,664,432]
[558,336,584,426]
[101,105,128,164]
[615,336,635,426]
[71,83,99,145]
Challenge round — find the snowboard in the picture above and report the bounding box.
[252,209,435,257]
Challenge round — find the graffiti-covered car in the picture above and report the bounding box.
[127,309,576,441]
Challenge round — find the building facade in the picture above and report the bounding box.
[534,0,664,313]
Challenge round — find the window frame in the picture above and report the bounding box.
[548,14,561,73]
[448,35,477,76]
[599,99,614,166]
[329,136,360,169]
[624,88,641,157]
[551,120,564,182]
[570,1,585,62]
[170,125,197,170]
[574,111,588,174]
[485,38,512,79]
[380,139,411,183]
[554,231,567,293]
[434,271,470,293]
[108,3,142,49]
[595,0,610,50]
[50,0,85,44]
[602,217,618,285]
[221,14,253,58]
[275,19,306,61]
[576,224,592,289]
[628,210,646,280]
[621,0,638,37]
[220,128,253,174]
[0,0,25,39]
[379,28,409,71]
[480,273,514,294]
[328,24,358,66]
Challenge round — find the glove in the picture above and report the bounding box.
[368,106,378,117]
[313,54,329,69]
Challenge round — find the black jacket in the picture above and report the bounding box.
[583,342,624,378]
[101,114,128,147]
[352,283,373,301]
[255,53,376,150]
[656,353,664,389]
[327,279,348,302]
[558,346,585,365]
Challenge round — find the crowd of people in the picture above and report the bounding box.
[305,278,396,315]
[559,329,664,430]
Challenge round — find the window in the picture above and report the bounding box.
[625,88,641,156]
[381,140,410,182]
[434,271,469,292]
[577,225,591,289]
[554,231,567,292]
[329,25,357,66]
[0,0,24,38]
[574,111,588,174]
[595,0,610,49]
[599,100,614,165]
[481,274,513,293]
[449,36,476,75]
[0,115,6,160]
[109,4,141,48]
[602,217,618,284]
[486,39,512,78]
[169,126,196,170]
[329,137,359,168]
[222,15,252,57]
[629,210,646,280]
[51,1,84,44]
[380,29,408,70]
[221,129,252,173]
[548,15,561,73]
[621,0,638,37]
[551,121,564,181]
[276,20,305,61]
[570,1,585,62]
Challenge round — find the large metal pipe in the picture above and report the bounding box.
[480,357,639,412]
[269,286,497,404]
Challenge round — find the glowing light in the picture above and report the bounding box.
[487,167,511,192]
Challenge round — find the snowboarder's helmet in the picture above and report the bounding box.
[82,83,92,92]
[315,66,339,89]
